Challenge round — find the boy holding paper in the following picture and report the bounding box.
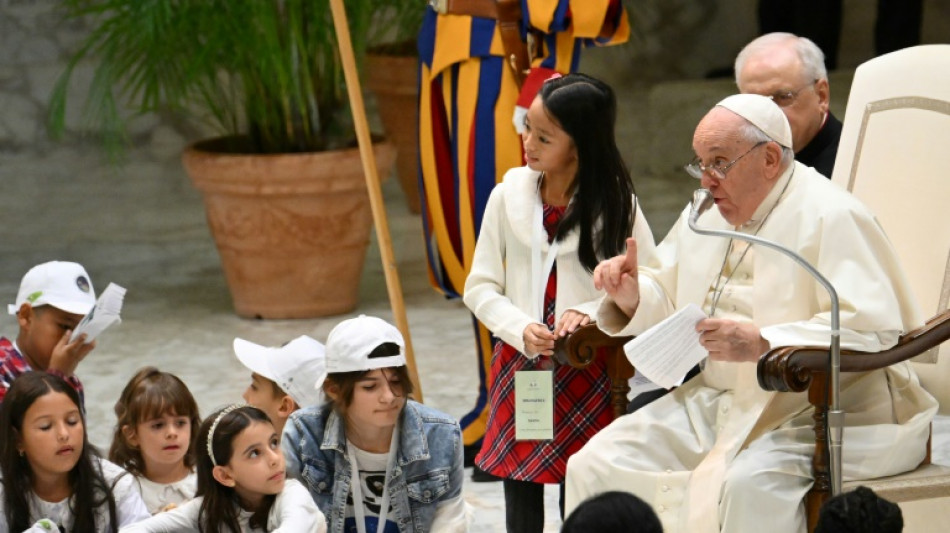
[0,260,97,405]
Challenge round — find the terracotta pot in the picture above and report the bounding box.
[366,53,421,214]
[182,137,396,319]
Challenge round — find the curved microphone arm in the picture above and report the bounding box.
[687,188,843,496]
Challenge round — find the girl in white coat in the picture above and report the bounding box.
[463,73,655,532]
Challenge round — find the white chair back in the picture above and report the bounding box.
[830,45,950,413]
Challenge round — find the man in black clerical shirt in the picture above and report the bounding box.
[735,32,842,179]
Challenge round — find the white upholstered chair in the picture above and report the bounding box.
[758,44,950,531]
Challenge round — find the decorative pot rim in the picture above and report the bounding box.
[181,135,396,196]
[184,135,389,158]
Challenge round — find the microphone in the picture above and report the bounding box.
[689,188,715,225]
[687,188,844,496]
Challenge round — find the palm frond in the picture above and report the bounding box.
[49,0,383,154]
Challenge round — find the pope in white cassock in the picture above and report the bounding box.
[564,93,937,533]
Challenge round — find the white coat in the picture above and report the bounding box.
[463,166,655,354]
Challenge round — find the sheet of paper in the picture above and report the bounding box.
[70,282,126,344]
[514,370,554,441]
[623,303,708,389]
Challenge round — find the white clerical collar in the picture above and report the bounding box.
[739,162,795,230]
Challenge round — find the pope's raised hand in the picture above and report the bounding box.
[593,237,640,317]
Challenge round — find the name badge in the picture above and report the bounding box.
[515,370,554,441]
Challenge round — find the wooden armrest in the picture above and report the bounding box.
[562,323,632,369]
[562,323,637,419]
[758,309,950,393]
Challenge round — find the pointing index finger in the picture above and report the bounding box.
[624,237,638,272]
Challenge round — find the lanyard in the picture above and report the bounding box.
[531,180,560,322]
[347,424,399,533]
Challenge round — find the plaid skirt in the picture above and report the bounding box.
[476,202,613,482]
[475,338,613,483]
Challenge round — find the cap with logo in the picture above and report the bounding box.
[233,335,327,408]
[7,261,96,316]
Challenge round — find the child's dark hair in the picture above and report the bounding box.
[323,342,414,412]
[196,405,276,533]
[562,490,663,533]
[0,371,119,532]
[538,73,638,273]
[109,366,201,477]
[814,486,903,533]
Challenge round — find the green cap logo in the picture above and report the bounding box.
[26,291,43,303]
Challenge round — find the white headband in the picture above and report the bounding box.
[206,403,245,467]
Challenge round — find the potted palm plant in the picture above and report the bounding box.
[49,0,396,319]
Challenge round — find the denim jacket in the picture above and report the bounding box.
[282,400,464,533]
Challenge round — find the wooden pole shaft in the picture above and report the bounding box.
[329,0,423,402]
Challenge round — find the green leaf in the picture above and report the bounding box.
[48,0,394,155]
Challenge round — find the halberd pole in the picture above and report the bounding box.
[329,0,423,402]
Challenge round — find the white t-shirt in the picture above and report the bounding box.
[135,471,197,514]
[345,442,399,533]
[0,457,150,532]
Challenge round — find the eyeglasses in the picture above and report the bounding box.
[685,141,767,180]
[766,80,818,107]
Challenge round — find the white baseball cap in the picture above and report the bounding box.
[8,261,96,316]
[716,93,793,148]
[233,335,327,408]
[319,315,406,388]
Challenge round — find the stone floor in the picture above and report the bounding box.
[2,60,947,531]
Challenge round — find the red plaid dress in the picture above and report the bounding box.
[0,337,85,406]
[475,204,613,483]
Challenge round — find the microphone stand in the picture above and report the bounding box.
[687,188,843,496]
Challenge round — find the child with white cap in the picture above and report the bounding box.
[233,334,326,436]
[282,315,470,533]
[0,261,98,405]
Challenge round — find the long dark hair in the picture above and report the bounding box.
[538,73,637,272]
[109,366,201,477]
[0,371,119,532]
[196,405,276,533]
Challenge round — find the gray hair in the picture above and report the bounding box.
[738,121,795,167]
[735,32,827,87]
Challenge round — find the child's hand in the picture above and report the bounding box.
[554,310,590,338]
[160,502,179,513]
[523,323,557,357]
[47,330,96,376]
